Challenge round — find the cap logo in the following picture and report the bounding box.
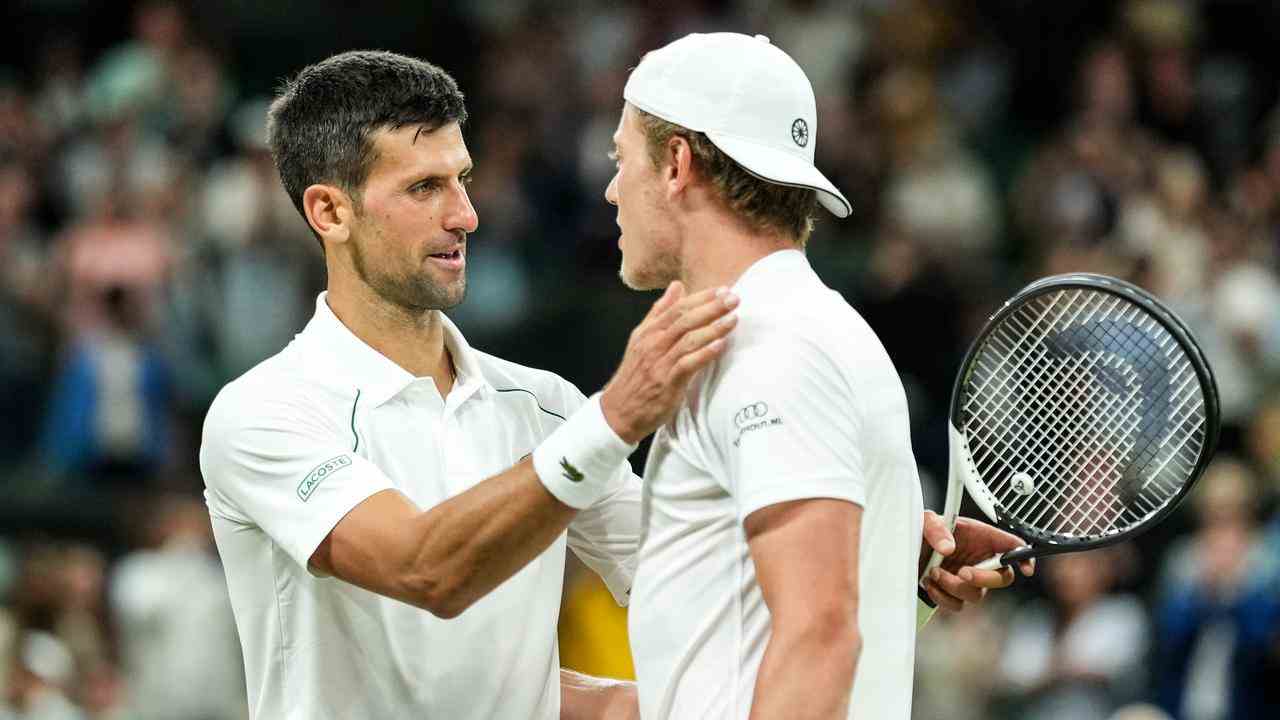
[790,118,809,148]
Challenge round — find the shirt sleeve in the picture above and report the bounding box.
[199,385,396,572]
[706,330,867,522]
[567,468,641,606]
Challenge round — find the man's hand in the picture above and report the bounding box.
[601,282,738,443]
[918,510,1036,612]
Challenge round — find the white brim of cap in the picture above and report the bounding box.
[705,131,852,218]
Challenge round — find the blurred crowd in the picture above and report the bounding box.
[1,1,1279,718]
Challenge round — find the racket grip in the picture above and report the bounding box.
[974,554,1005,572]
[974,546,1035,572]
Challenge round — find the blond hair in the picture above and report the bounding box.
[635,108,818,245]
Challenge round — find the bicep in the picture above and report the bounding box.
[200,398,396,570]
[745,498,862,624]
[308,488,428,606]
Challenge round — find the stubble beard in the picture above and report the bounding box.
[619,244,681,292]
[351,236,466,313]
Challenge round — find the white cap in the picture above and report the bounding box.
[623,32,851,218]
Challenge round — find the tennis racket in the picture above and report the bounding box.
[922,273,1219,579]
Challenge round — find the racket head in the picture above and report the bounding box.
[948,273,1219,559]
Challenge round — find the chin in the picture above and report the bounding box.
[618,263,664,292]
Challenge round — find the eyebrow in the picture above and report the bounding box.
[409,164,474,184]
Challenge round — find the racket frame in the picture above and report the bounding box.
[926,273,1220,577]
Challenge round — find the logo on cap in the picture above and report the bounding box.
[790,118,809,148]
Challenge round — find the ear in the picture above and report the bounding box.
[663,135,696,200]
[302,184,355,247]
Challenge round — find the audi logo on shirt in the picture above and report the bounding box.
[733,402,770,429]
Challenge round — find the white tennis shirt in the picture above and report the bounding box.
[629,250,924,719]
[199,294,639,720]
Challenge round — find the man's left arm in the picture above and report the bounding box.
[745,498,863,720]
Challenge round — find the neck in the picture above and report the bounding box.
[677,209,798,294]
[325,270,455,396]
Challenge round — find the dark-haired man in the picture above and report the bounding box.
[200,50,735,719]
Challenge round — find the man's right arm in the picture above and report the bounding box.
[308,460,572,617]
[306,282,737,617]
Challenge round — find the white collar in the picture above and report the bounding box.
[299,292,491,408]
[731,248,812,296]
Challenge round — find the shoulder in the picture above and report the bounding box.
[474,350,589,419]
[718,295,850,381]
[203,349,350,445]
[731,281,896,381]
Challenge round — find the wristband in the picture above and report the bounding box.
[532,393,636,509]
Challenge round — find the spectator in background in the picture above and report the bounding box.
[1154,458,1280,720]
[3,543,114,720]
[110,495,244,720]
[998,548,1149,720]
[912,601,1006,720]
[180,98,323,391]
[0,154,54,466]
[82,0,190,140]
[29,34,87,143]
[39,96,179,482]
[40,282,173,483]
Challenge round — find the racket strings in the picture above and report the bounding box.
[960,287,1208,542]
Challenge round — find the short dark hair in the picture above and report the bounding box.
[267,50,467,243]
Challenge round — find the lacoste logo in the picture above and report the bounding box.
[560,457,584,483]
[298,455,353,501]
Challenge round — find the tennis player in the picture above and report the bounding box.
[605,33,1029,718]
[201,49,1021,720]
[198,51,740,719]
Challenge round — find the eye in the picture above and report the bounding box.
[460,173,474,186]
[608,150,620,168]
[410,180,438,195]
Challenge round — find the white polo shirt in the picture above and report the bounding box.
[628,250,924,719]
[199,294,639,720]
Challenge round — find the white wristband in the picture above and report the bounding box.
[533,393,636,509]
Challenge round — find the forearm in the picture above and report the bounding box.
[560,669,637,720]
[750,624,860,720]
[400,458,578,616]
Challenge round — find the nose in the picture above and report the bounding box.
[447,181,479,234]
[605,172,619,207]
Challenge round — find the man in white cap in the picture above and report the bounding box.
[604,33,1031,718]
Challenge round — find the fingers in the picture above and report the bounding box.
[955,516,1024,554]
[921,510,956,557]
[642,281,684,324]
[660,287,738,339]
[1017,558,1036,577]
[922,578,964,613]
[957,565,1016,589]
[654,288,738,375]
[671,337,729,382]
[929,567,987,604]
[667,313,737,367]
[600,285,739,443]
